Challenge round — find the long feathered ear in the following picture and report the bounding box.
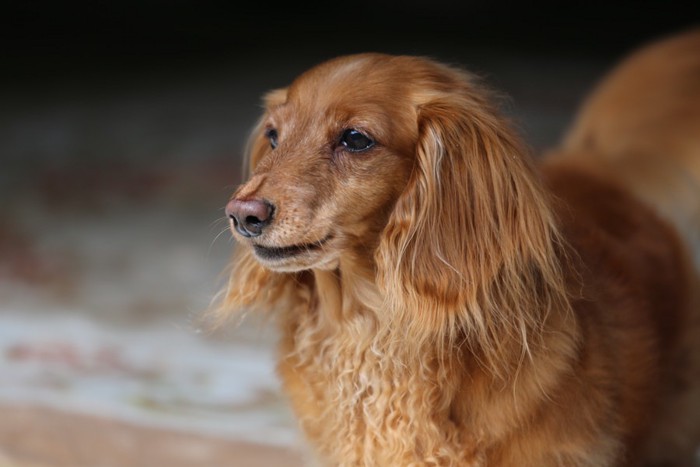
[376,75,570,373]
[208,88,298,326]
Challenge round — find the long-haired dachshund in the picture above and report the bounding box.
[215,30,700,466]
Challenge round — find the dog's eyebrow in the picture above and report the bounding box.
[263,88,288,108]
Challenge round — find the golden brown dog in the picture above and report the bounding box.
[216,29,700,466]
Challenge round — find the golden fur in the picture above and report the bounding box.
[214,30,700,466]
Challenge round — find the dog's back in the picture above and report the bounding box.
[562,29,700,267]
[549,28,700,466]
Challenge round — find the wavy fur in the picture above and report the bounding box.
[376,78,572,376]
[213,32,700,466]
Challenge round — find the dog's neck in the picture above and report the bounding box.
[288,255,579,465]
[311,255,383,323]
[307,250,578,380]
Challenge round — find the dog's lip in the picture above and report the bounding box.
[252,235,332,261]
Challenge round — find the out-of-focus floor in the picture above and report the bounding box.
[0,405,303,467]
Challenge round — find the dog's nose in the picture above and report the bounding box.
[226,198,274,238]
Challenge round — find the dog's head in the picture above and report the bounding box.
[226,54,425,272]
[222,54,568,357]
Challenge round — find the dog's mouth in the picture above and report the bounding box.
[253,235,332,262]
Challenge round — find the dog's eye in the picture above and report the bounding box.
[340,129,374,152]
[265,128,279,149]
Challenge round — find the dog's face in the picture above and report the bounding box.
[227,54,423,272]
[222,52,563,355]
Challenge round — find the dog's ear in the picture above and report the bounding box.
[376,74,569,369]
[209,88,295,325]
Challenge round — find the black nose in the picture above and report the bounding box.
[225,198,274,238]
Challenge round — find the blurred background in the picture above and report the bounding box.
[1,2,698,465]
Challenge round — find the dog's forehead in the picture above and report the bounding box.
[263,54,433,147]
[314,55,375,81]
[289,54,402,104]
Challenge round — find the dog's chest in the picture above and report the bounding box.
[277,310,481,466]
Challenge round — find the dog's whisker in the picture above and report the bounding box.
[207,226,233,257]
[208,215,229,230]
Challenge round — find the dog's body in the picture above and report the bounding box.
[218,30,700,466]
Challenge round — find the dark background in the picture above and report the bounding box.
[5,1,700,74]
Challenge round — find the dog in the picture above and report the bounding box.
[215,29,700,466]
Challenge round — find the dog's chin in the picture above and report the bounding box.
[251,235,339,272]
